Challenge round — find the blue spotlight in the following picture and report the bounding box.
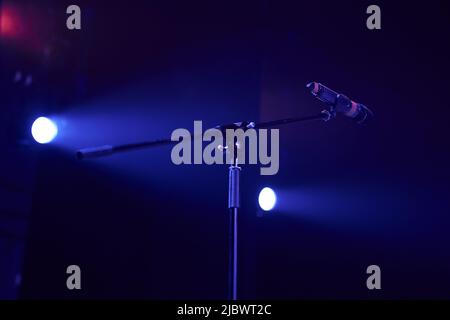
[31,117,58,144]
[258,187,277,211]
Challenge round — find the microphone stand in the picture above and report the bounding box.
[76,109,334,300]
[228,149,240,301]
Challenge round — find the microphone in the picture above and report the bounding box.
[306,82,373,124]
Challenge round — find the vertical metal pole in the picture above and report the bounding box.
[228,164,240,300]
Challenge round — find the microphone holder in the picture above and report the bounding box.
[76,109,334,300]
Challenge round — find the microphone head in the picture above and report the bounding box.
[306,82,339,105]
[306,82,319,95]
[306,81,373,125]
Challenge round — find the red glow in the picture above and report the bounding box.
[0,2,49,54]
[0,6,22,38]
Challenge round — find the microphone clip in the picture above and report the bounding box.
[321,109,335,122]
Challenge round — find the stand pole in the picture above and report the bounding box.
[228,159,240,300]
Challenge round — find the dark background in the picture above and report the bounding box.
[0,0,449,299]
